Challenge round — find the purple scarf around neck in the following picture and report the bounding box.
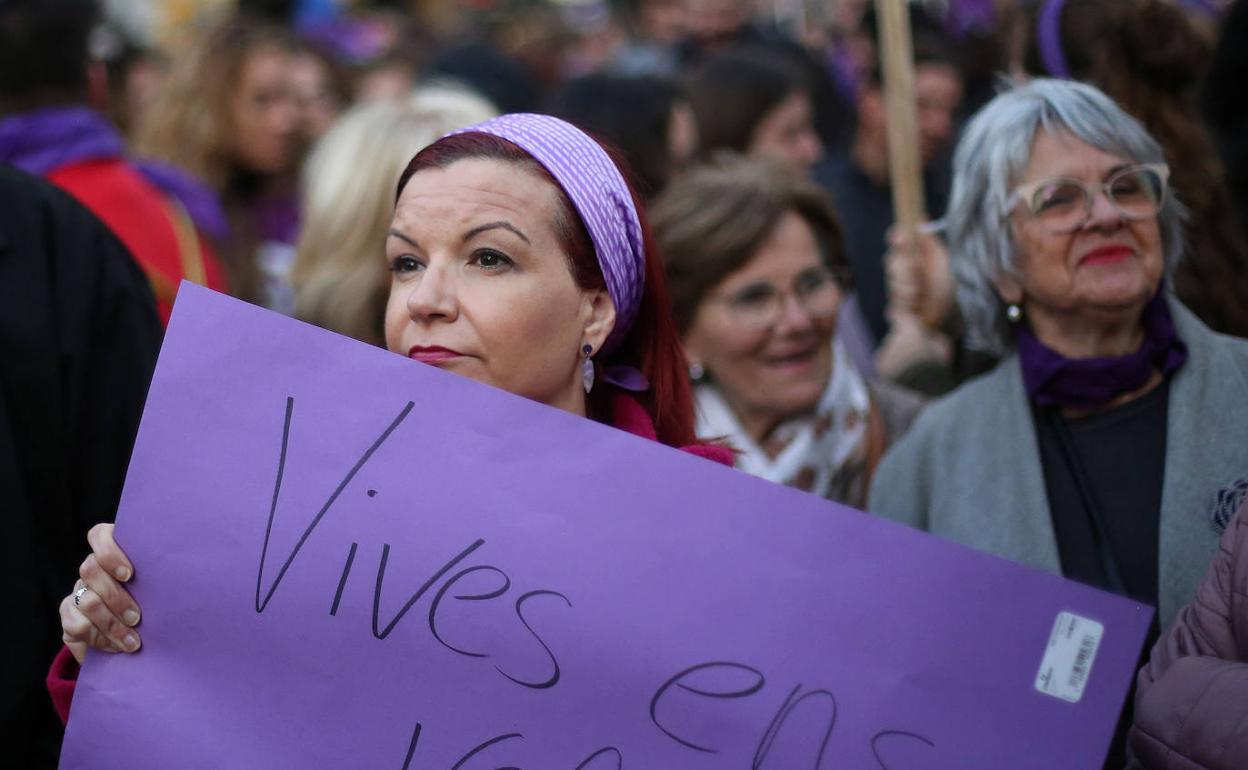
[0,105,124,175]
[1017,291,1188,411]
[0,105,230,241]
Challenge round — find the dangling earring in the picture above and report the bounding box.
[1006,303,1023,324]
[581,343,595,393]
[688,361,705,381]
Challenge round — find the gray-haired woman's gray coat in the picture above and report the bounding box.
[868,297,1248,632]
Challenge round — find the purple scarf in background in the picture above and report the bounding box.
[1017,291,1188,411]
[134,161,231,242]
[1037,0,1072,80]
[944,0,998,37]
[0,106,124,174]
[0,106,229,241]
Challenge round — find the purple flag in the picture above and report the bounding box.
[60,284,1152,769]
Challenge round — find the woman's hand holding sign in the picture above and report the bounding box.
[59,523,142,663]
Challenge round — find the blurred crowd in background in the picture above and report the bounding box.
[9,0,1246,388]
[5,0,1246,384]
[7,0,1248,767]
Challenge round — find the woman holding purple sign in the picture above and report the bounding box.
[868,78,1248,766]
[50,114,732,718]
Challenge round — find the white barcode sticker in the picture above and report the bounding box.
[1035,611,1104,703]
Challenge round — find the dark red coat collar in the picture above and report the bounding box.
[608,392,733,466]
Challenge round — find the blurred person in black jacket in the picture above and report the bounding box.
[0,165,161,767]
[1204,0,1248,232]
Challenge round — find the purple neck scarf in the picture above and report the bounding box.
[1017,291,1188,411]
[0,106,124,175]
[132,160,231,242]
[0,105,230,242]
[453,114,646,357]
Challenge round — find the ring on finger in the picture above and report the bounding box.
[73,586,89,607]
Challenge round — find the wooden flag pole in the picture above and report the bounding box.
[874,0,925,236]
[872,0,953,377]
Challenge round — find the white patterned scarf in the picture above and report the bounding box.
[694,341,873,505]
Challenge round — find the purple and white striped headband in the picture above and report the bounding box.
[451,113,646,357]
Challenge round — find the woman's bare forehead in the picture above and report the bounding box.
[1022,131,1132,180]
[398,162,554,218]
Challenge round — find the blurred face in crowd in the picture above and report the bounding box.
[856,60,963,172]
[384,159,615,415]
[686,0,747,45]
[356,59,417,103]
[830,0,870,34]
[748,91,824,175]
[914,62,963,166]
[639,0,689,43]
[111,54,167,137]
[290,50,340,141]
[230,45,299,175]
[683,210,841,438]
[999,130,1165,350]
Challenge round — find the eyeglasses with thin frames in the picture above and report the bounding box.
[708,266,845,333]
[1008,163,1170,234]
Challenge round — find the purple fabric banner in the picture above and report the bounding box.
[60,284,1152,769]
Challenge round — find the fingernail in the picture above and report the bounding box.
[115,566,132,581]
[123,609,140,626]
[123,634,140,652]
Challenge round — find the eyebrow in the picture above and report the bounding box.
[1104,163,1133,179]
[728,280,775,297]
[388,228,419,249]
[1041,163,1134,183]
[463,221,530,245]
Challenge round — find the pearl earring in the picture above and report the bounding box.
[581,343,595,393]
[688,361,705,381]
[1006,303,1023,323]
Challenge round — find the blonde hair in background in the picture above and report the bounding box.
[290,84,497,345]
[134,15,294,191]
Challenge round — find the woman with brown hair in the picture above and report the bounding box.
[653,155,922,507]
[135,14,302,308]
[684,48,824,176]
[1023,0,1248,338]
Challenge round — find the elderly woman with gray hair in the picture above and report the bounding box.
[870,79,1248,644]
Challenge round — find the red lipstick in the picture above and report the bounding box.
[1080,245,1133,266]
[407,345,464,364]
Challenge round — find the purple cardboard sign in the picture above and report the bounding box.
[60,284,1152,769]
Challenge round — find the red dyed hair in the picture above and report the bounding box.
[397,132,698,449]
